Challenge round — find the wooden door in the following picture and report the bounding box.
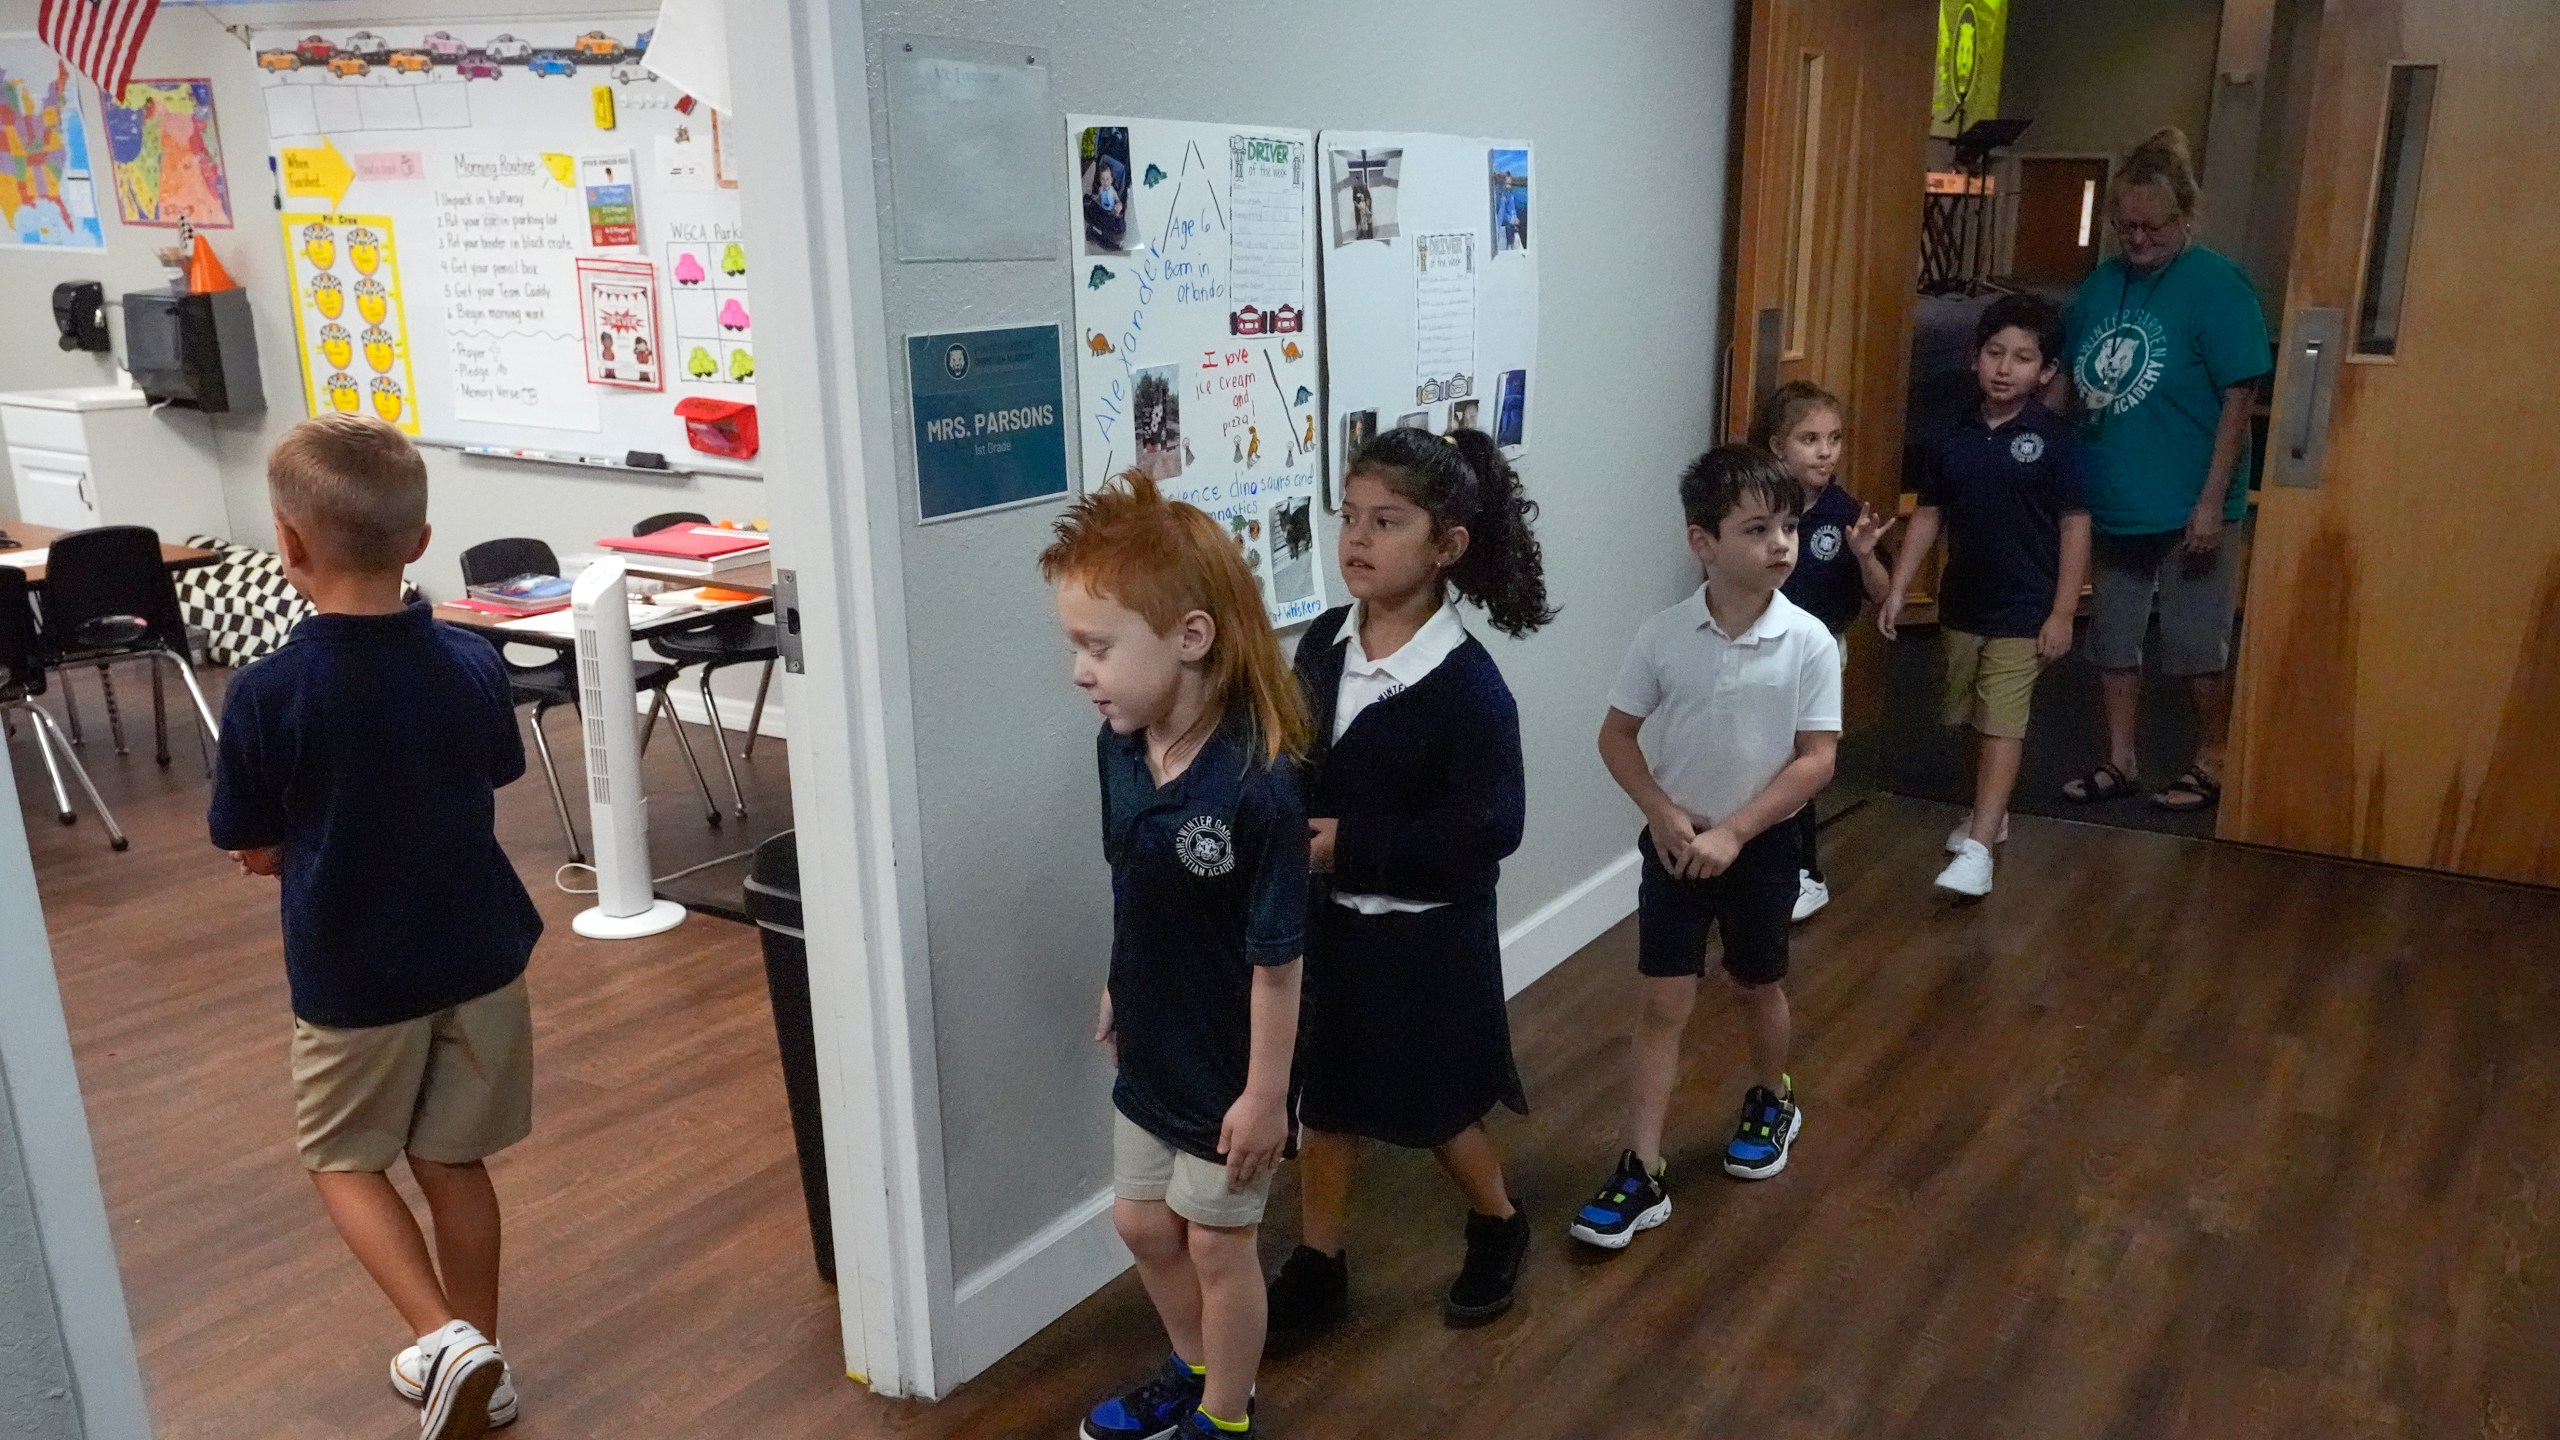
[1721,0,1933,725]
[2009,156,2108,289]
[2224,0,2560,885]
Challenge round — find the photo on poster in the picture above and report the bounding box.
[1079,125,1132,254]
[1396,411,1428,431]
[1447,398,1480,433]
[1328,147,1401,246]
[1268,496,1316,608]
[1496,368,1528,447]
[577,258,662,391]
[1489,147,1529,254]
[1133,362,1184,480]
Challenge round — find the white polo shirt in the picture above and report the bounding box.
[1328,601,1469,915]
[1607,585,1841,827]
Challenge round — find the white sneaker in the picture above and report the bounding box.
[393,1340,518,1428]
[1935,839,1995,897]
[1945,815,2012,852]
[1791,870,1831,922]
[411,1321,508,1440]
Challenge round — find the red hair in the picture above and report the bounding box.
[1038,470,1311,763]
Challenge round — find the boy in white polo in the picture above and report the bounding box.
[1572,446,1842,1251]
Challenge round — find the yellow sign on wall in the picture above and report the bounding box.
[1933,0,2009,138]
[279,211,422,434]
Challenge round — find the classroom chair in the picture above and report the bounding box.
[1,566,126,851]
[37,526,221,776]
[632,511,781,820]
[459,536,723,863]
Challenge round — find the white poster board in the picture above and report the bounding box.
[1066,116,1325,627]
[254,16,757,473]
[1318,132,1537,497]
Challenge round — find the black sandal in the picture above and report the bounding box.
[2061,762,2134,803]
[2153,767,2223,813]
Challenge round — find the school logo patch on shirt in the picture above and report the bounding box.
[1808,525,1843,561]
[1174,814,1237,878]
[2076,309,2170,417]
[2009,431,2045,464]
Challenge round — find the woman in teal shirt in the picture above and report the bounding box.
[2058,128,2269,813]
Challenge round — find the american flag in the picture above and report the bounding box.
[38,0,161,104]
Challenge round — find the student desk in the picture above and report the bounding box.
[429,591,774,647]
[0,521,218,586]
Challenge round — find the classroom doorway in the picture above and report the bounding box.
[1722,0,2338,851]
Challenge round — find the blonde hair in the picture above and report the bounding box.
[2117,126,2200,219]
[266,414,427,573]
[1038,470,1311,764]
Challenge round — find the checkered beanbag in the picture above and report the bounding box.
[174,535,421,667]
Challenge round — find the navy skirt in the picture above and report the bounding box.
[1295,892,1529,1149]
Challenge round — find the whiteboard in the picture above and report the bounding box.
[1316,131,1537,499]
[253,15,759,475]
[1064,116,1327,627]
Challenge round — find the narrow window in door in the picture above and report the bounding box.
[1781,51,1824,360]
[2353,63,2438,357]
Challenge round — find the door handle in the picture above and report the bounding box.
[2272,307,2344,489]
[2289,338,2325,462]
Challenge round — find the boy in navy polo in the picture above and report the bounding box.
[210,414,538,1440]
[1881,293,2092,897]
[1043,472,1310,1440]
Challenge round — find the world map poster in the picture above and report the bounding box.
[105,77,233,228]
[0,37,104,248]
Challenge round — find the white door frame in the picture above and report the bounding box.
[726,0,961,1399]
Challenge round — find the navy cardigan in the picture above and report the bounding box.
[1292,605,1526,906]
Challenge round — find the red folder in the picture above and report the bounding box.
[595,525,770,560]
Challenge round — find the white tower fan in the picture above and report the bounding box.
[569,558,688,939]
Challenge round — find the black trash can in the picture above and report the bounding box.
[744,830,836,1285]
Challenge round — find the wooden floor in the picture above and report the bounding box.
[21,673,2560,1438]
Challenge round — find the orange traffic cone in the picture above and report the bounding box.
[185,234,237,293]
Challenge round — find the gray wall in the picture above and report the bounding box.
[2001,0,2222,159]
[0,1073,81,1440]
[0,743,150,1439]
[849,0,1739,1278]
[0,2,771,651]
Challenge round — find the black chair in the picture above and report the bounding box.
[459,537,723,862]
[37,526,219,774]
[632,512,780,819]
[1,566,125,850]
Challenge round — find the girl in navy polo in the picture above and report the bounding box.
[1752,381,1894,920]
[1264,426,1555,1340]
[1043,471,1311,1440]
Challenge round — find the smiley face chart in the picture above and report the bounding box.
[281,211,422,432]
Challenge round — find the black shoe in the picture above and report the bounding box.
[1722,1079,1803,1180]
[1568,1150,1670,1250]
[1444,1205,1529,1324]
[1264,1244,1348,1343]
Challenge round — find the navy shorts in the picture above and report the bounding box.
[1634,823,1801,986]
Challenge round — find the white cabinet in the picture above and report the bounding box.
[1,387,226,541]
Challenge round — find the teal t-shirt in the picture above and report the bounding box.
[2064,245,2272,535]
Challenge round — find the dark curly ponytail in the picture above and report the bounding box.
[1345,425,1557,638]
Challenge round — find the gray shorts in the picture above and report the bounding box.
[2086,529,2241,677]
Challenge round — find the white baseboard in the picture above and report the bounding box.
[634,686,788,741]
[953,1184,1127,1382]
[943,850,1640,1384]
[1500,847,1641,997]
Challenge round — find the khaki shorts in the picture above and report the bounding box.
[292,975,534,1173]
[1941,630,2045,740]
[1112,1110,1271,1229]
